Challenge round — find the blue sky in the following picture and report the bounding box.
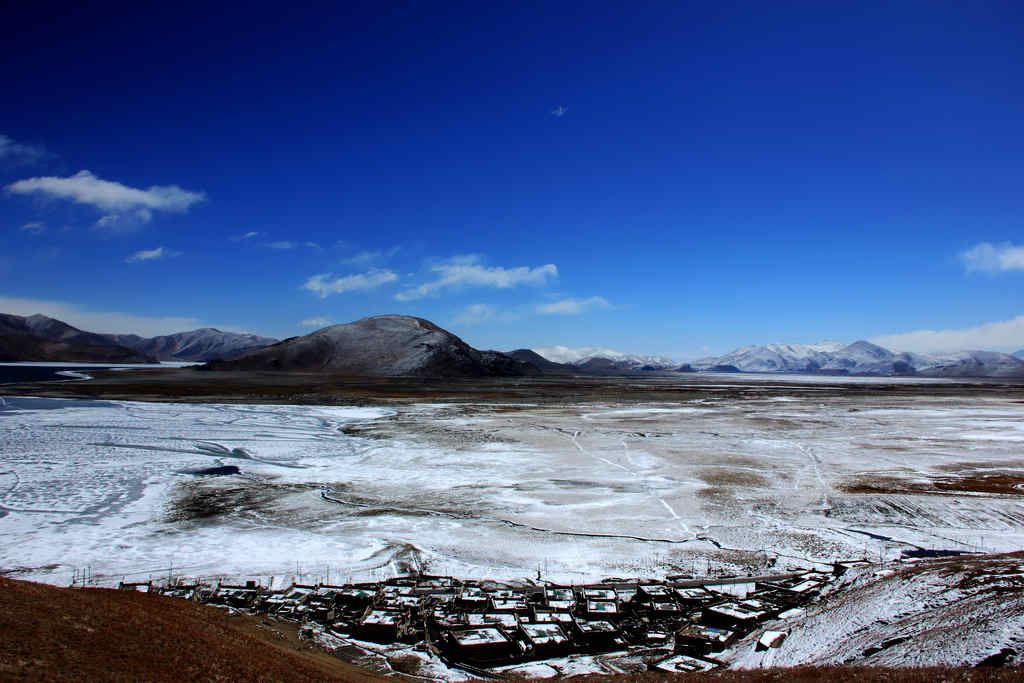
[3,0,1023,359]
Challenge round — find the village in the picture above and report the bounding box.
[114,561,866,677]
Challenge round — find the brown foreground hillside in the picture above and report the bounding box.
[0,577,381,681]
[2,576,1022,682]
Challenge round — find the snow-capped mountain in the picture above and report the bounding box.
[105,328,278,362]
[694,341,847,373]
[1014,349,1024,360]
[532,345,678,370]
[695,340,1024,377]
[915,350,1024,378]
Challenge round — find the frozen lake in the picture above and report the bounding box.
[2,387,1023,586]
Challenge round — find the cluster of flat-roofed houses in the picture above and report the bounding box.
[123,564,859,675]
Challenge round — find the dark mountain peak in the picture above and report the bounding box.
[0,312,155,363]
[506,349,575,373]
[202,315,537,378]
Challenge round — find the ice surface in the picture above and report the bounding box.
[2,389,1023,589]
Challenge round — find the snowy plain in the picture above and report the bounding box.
[2,381,1024,590]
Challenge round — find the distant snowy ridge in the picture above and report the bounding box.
[105,328,278,362]
[695,340,1024,377]
[532,345,678,370]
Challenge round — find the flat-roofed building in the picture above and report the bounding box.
[637,584,673,601]
[490,597,528,613]
[447,627,518,665]
[586,599,619,618]
[653,654,719,673]
[355,608,406,642]
[519,623,570,656]
[571,619,621,650]
[544,587,575,604]
[583,587,617,602]
[676,623,737,654]
[466,612,518,629]
[702,602,767,630]
[674,587,715,605]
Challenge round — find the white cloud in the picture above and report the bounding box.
[0,295,206,337]
[300,317,331,328]
[537,296,610,315]
[870,315,1024,353]
[302,269,398,298]
[232,231,260,241]
[395,256,557,301]
[7,170,204,212]
[961,242,1024,273]
[0,134,47,164]
[19,221,45,234]
[550,105,568,117]
[5,170,205,226]
[453,304,497,325]
[126,246,179,263]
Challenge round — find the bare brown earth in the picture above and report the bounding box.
[6,367,1024,407]
[839,473,1024,496]
[0,576,383,682]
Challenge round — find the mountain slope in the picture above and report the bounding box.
[106,328,278,362]
[506,349,576,373]
[202,315,538,377]
[0,313,155,363]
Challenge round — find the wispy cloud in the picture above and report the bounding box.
[19,221,45,234]
[126,246,180,263]
[266,240,320,250]
[961,242,1024,273]
[550,105,568,117]
[5,170,205,229]
[452,303,523,325]
[302,269,399,298]
[453,304,497,325]
[0,134,48,165]
[395,255,557,301]
[870,315,1024,353]
[300,317,331,328]
[0,295,207,337]
[537,296,610,315]
[232,231,260,241]
[345,246,401,265]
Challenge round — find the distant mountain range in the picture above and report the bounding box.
[532,346,678,372]
[0,313,278,364]
[693,340,1024,377]
[3,310,1023,378]
[203,315,535,377]
[104,329,278,362]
